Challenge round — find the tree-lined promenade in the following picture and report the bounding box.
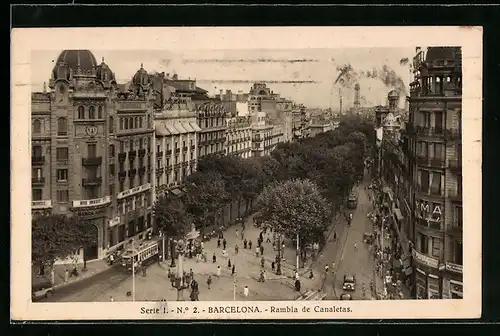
[31,114,375,283]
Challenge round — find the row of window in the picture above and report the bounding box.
[32,117,68,136]
[416,232,463,265]
[119,116,149,131]
[77,106,104,120]
[156,154,193,168]
[197,117,225,129]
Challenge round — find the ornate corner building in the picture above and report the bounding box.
[408,47,463,299]
[31,50,155,262]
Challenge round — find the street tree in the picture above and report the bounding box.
[257,179,331,274]
[32,213,78,275]
[153,193,192,266]
[73,218,99,271]
[184,171,231,233]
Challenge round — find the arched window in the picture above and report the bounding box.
[109,116,114,133]
[57,117,68,136]
[124,118,129,129]
[139,117,143,128]
[135,117,139,128]
[109,144,115,157]
[129,117,134,129]
[32,119,41,134]
[78,106,85,119]
[98,106,103,119]
[120,118,124,130]
[89,106,95,119]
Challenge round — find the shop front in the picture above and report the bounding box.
[413,249,442,299]
[443,262,463,299]
[71,197,110,261]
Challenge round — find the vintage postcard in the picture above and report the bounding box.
[11,26,482,320]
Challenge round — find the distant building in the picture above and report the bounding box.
[225,116,252,158]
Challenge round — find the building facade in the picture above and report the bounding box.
[196,101,228,158]
[407,47,463,299]
[225,116,252,158]
[31,50,155,263]
[153,97,200,198]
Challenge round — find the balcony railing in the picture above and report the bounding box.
[32,156,45,165]
[82,177,102,186]
[183,147,188,152]
[448,159,462,172]
[157,151,163,158]
[32,177,45,185]
[416,155,446,168]
[415,126,444,137]
[82,156,102,166]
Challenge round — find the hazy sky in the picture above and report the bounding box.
[32,48,414,109]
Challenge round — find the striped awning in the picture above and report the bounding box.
[189,122,202,132]
[165,124,180,135]
[182,122,195,133]
[174,122,188,133]
[154,123,171,137]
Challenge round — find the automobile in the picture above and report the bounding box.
[32,278,54,301]
[347,193,358,209]
[340,293,352,300]
[342,274,356,291]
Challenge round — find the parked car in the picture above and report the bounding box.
[340,293,352,300]
[32,279,54,301]
[342,274,356,291]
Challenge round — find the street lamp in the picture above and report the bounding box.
[275,233,282,276]
[174,239,187,301]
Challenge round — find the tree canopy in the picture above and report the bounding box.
[257,179,331,249]
[153,192,192,237]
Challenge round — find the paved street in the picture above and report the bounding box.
[322,173,382,300]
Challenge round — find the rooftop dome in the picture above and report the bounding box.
[132,64,151,86]
[95,57,115,82]
[52,50,98,79]
[388,90,399,100]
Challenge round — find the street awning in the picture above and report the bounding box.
[155,123,171,137]
[165,124,180,135]
[174,122,188,133]
[182,122,195,133]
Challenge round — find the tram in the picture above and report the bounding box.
[121,239,160,272]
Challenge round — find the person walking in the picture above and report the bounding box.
[325,264,329,274]
[217,238,221,248]
[271,261,275,271]
[236,229,239,239]
[216,265,221,278]
[243,285,249,299]
[235,244,239,255]
[295,279,301,292]
[255,246,260,257]
[243,238,248,249]
[232,264,236,276]
[354,241,358,251]
[223,239,227,250]
[213,253,217,263]
[109,253,115,265]
[228,259,232,269]
[259,231,264,242]
[260,245,264,256]
[261,257,265,268]
[248,240,253,250]
[333,232,337,240]
[309,270,314,279]
[207,275,212,290]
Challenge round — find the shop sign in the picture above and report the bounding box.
[415,200,442,222]
[413,250,439,268]
[73,196,111,208]
[117,183,151,199]
[445,262,463,274]
[75,206,107,218]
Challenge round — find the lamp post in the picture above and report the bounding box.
[174,239,186,301]
[276,233,282,276]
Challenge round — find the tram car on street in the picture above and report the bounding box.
[121,239,160,272]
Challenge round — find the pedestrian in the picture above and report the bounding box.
[271,261,275,271]
[248,240,253,249]
[110,296,115,302]
[213,253,217,263]
[295,279,301,292]
[332,262,336,272]
[255,246,260,257]
[260,245,264,255]
[266,236,271,243]
[232,264,236,275]
[295,270,299,281]
[263,270,267,281]
[64,269,69,283]
[228,259,232,268]
[200,241,204,250]
[222,249,228,257]
[261,257,265,268]
[109,253,115,265]
[241,232,245,241]
[216,265,221,277]
[325,264,329,273]
[217,238,221,248]
[223,239,227,249]
[259,270,265,282]
[207,275,212,290]
[236,229,239,239]
[259,231,263,242]
[309,270,314,279]
[354,242,358,251]
[235,244,239,255]
[244,285,249,299]
[257,238,262,248]
[190,268,194,279]
[333,232,337,240]
[243,239,248,249]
